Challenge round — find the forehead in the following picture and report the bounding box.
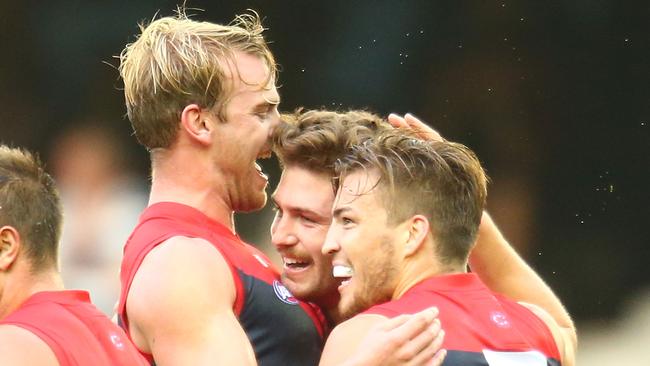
[273,166,335,209]
[334,169,384,211]
[227,52,279,101]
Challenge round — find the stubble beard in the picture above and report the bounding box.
[338,238,399,321]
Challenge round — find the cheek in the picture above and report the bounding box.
[305,229,328,251]
[339,231,362,254]
[300,231,328,261]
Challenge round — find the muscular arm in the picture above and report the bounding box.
[0,325,59,366]
[469,212,577,365]
[126,236,257,366]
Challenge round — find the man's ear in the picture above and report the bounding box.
[180,104,213,146]
[0,226,21,271]
[403,215,431,257]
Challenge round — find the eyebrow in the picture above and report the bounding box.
[332,206,352,219]
[271,197,331,221]
[254,100,280,111]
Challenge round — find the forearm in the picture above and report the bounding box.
[469,212,575,332]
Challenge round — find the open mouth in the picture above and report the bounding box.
[282,257,311,271]
[254,161,268,180]
[255,149,273,179]
[333,264,353,287]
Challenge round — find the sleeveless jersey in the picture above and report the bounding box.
[364,273,562,366]
[118,202,325,365]
[0,290,148,366]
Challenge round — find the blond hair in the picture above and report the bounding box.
[336,129,488,265]
[119,10,276,149]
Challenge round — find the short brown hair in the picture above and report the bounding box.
[272,109,393,177]
[0,145,62,271]
[335,129,488,265]
[119,9,276,149]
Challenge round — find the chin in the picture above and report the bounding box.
[285,280,325,304]
[339,292,377,320]
[337,296,358,321]
[284,282,312,301]
[237,192,267,213]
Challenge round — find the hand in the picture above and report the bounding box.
[346,307,446,366]
[387,113,444,143]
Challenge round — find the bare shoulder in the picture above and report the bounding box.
[126,236,236,351]
[519,301,577,366]
[320,314,387,366]
[0,324,59,365]
[331,314,388,337]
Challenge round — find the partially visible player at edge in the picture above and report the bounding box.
[315,121,577,365]
[0,145,149,366]
[116,9,442,366]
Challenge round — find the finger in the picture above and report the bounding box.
[388,113,409,129]
[412,329,446,366]
[394,318,441,361]
[404,113,444,142]
[384,308,439,345]
[403,113,428,129]
[379,313,413,331]
[427,349,447,366]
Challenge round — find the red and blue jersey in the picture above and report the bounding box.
[364,273,562,366]
[117,202,326,365]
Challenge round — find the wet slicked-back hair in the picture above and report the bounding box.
[336,129,488,266]
[119,9,276,149]
[0,145,62,271]
[272,109,393,177]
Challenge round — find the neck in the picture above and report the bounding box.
[321,301,343,327]
[0,266,64,319]
[149,147,235,232]
[392,253,467,300]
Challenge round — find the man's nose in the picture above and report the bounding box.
[271,215,298,248]
[321,226,340,255]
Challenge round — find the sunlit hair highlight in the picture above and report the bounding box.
[272,109,393,179]
[335,129,488,265]
[119,8,277,149]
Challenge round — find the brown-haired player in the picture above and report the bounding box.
[317,126,577,365]
[271,110,575,365]
[272,110,446,365]
[271,109,394,325]
[116,9,441,366]
[0,145,148,366]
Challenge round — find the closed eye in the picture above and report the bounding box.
[301,215,317,224]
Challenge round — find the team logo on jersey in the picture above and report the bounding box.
[273,280,299,305]
[490,311,511,328]
[109,332,125,350]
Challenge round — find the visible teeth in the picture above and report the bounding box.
[333,265,353,278]
[283,258,306,266]
[254,162,262,172]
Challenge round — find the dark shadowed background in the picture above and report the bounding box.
[1,1,648,362]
